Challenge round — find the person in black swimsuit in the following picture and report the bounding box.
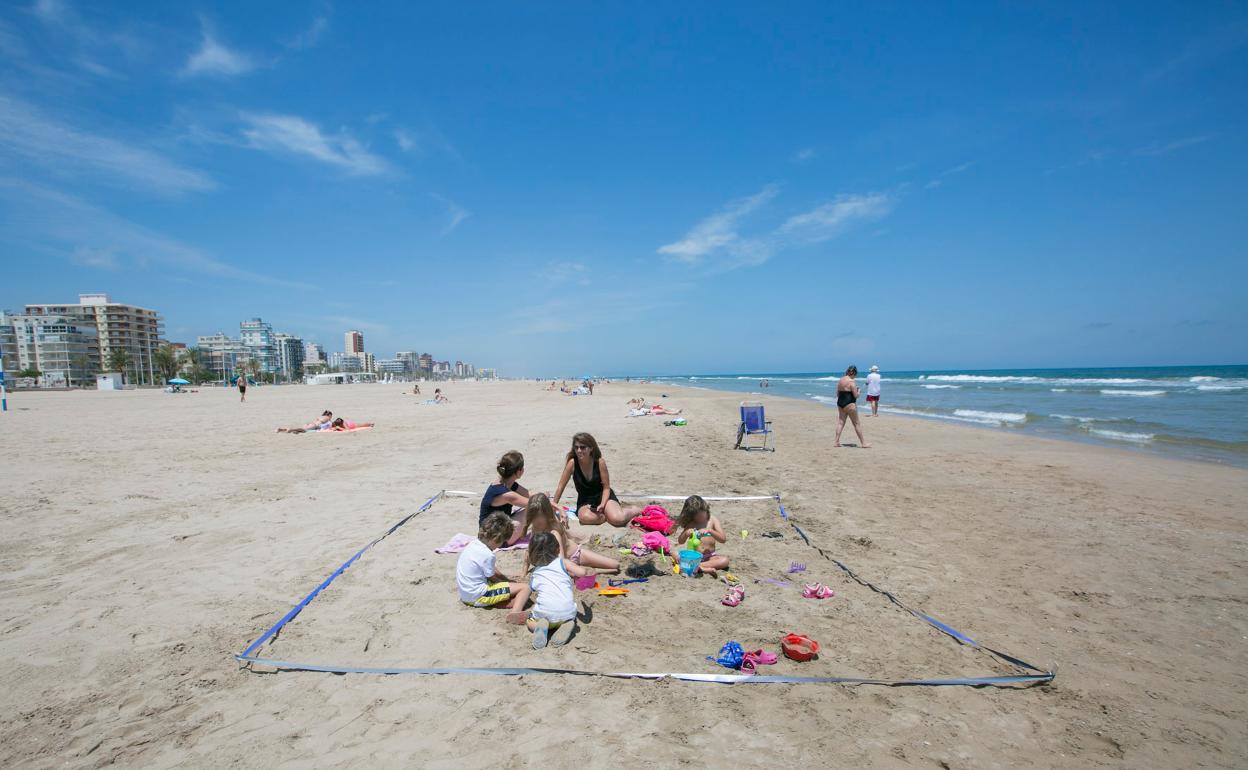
[479,451,531,544]
[552,432,639,527]
[834,365,870,448]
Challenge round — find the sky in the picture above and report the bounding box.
[1,1,1246,377]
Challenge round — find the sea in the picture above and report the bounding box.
[639,365,1248,468]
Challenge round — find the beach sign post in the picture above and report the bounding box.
[1,351,6,412]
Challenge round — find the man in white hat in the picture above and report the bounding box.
[865,365,882,416]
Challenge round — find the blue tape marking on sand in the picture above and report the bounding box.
[236,655,1053,687]
[239,492,442,659]
[774,500,1052,678]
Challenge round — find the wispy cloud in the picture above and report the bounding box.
[430,193,469,234]
[1134,135,1210,157]
[0,92,215,194]
[182,22,256,78]
[540,261,591,286]
[286,13,329,50]
[0,179,311,289]
[658,184,779,264]
[777,193,894,245]
[791,147,817,163]
[392,122,462,162]
[507,293,651,336]
[925,160,975,189]
[240,113,390,175]
[25,0,144,78]
[659,184,893,270]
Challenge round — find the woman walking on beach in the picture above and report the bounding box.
[834,366,870,448]
[552,432,638,527]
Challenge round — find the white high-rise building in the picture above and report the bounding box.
[21,293,163,385]
[0,311,99,386]
[345,330,364,354]
[240,318,277,374]
[273,333,305,379]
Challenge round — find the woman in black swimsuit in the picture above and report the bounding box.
[552,432,639,527]
[834,365,870,448]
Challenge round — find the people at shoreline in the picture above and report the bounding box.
[866,364,882,416]
[456,511,530,624]
[522,493,620,574]
[552,432,639,527]
[834,365,870,448]
[480,451,530,544]
[674,495,729,577]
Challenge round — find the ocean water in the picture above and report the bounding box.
[640,366,1248,468]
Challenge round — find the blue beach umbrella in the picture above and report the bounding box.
[168,378,190,385]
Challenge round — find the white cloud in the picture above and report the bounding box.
[924,160,974,189]
[241,113,390,176]
[540,261,591,285]
[286,14,328,50]
[182,26,255,78]
[70,245,119,269]
[394,128,417,153]
[0,92,215,194]
[658,186,895,270]
[0,178,309,289]
[1134,135,1210,156]
[792,147,817,163]
[428,193,469,234]
[658,184,779,263]
[777,193,894,245]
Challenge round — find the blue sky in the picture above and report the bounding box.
[1,1,1245,376]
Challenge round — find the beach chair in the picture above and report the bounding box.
[735,401,774,451]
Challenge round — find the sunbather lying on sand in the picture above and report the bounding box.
[276,410,333,433]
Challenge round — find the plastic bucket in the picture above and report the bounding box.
[678,549,702,576]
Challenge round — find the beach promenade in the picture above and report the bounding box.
[1,380,1245,768]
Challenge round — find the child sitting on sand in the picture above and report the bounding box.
[481,451,531,545]
[525,531,590,649]
[456,511,532,623]
[674,495,729,577]
[522,493,620,574]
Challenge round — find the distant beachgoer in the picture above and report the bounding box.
[481,451,531,544]
[552,432,639,527]
[434,388,449,403]
[413,384,421,395]
[276,410,333,433]
[236,374,247,402]
[834,365,869,448]
[327,417,375,431]
[587,380,594,395]
[866,365,882,416]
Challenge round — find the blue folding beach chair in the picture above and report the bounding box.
[735,401,774,451]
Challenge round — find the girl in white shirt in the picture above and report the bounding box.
[525,532,591,649]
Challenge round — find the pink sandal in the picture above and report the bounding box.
[802,583,835,599]
[740,649,778,674]
[721,585,745,607]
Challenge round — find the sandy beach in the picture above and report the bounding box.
[1,380,1245,768]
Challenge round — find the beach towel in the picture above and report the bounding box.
[315,425,374,433]
[435,534,529,554]
[630,505,675,535]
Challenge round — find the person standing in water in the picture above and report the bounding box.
[834,365,869,448]
[865,365,882,416]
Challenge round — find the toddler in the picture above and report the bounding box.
[525,531,590,649]
[674,495,729,576]
[456,511,531,623]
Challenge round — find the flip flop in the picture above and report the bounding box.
[740,649,778,675]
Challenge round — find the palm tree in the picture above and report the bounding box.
[154,344,179,383]
[107,348,132,384]
[184,347,208,384]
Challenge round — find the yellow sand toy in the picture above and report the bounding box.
[597,587,629,597]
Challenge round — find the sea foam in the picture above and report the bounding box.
[1101,389,1166,397]
[1088,428,1154,443]
[954,409,1027,423]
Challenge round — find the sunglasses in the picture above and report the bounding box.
[574,444,590,451]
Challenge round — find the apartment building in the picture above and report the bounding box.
[0,311,100,386]
[273,333,305,379]
[22,293,163,384]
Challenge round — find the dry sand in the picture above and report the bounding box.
[1,380,1245,768]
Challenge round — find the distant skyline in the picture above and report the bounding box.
[1,2,1246,376]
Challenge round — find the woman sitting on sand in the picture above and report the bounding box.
[552,432,639,527]
[522,493,620,574]
[276,410,333,433]
[434,388,449,403]
[834,365,870,448]
[480,451,530,544]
